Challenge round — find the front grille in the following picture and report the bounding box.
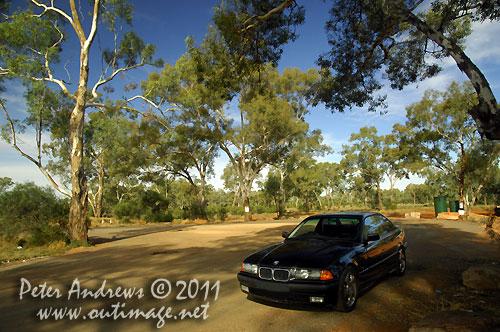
[273,269,289,281]
[258,267,290,282]
[259,267,273,280]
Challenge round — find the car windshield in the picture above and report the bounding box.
[288,216,361,241]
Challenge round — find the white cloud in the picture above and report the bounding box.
[0,162,52,187]
[381,174,426,191]
[321,132,348,150]
[465,20,500,65]
[0,81,27,116]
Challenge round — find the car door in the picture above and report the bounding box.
[357,215,389,282]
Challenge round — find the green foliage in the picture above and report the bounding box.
[1,0,162,242]
[113,200,141,220]
[141,208,173,223]
[341,126,388,209]
[394,81,499,209]
[112,188,171,222]
[228,206,245,216]
[0,182,69,246]
[212,0,305,67]
[0,177,13,193]
[313,0,473,113]
[118,216,132,224]
[216,206,228,221]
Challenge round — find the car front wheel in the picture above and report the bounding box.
[335,266,358,312]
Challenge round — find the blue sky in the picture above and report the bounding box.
[1,0,500,191]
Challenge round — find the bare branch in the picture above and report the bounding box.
[84,0,101,49]
[0,100,72,198]
[240,0,294,33]
[31,0,75,27]
[90,62,145,100]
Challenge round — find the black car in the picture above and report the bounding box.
[237,212,406,312]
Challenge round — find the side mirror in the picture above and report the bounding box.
[282,231,289,239]
[366,233,380,242]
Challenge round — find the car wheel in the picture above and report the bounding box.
[394,248,406,276]
[336,266,358,312]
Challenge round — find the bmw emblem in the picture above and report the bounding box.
[273,261,279,266]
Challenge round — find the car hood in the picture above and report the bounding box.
[247,239,358,269]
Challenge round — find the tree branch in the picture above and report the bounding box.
[90,62,145,100]
[31,0,75,28]
[0,100,72,198]
[240,0,295,33]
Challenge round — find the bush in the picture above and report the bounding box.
[113,200,141,219]
[228,206,245,215]
[170,208,186,220]
[205,206,228,221]
[119,216,132,224]
[141,208,173,223]
[253,205,275,214]
[384,202,398,210]
[217,206,228,221]
[0,182,69,246]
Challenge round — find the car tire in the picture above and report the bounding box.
[335,266,358,312]
[394,248,406,276]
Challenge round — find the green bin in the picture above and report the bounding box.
[434,196,448,217]
[449,200,460,212]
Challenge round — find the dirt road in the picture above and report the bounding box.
[1,218,499,332]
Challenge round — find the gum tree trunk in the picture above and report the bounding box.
[68,48,90,242]
[67,0,100,242]
[405,11,500,139]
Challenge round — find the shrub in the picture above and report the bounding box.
[384,202,398,210]
[113,200,141,219]
[141,208,173,223]
[170,208,185,220]
[217,206,228,221]
[119,216,132,224]
[205,206,228,221]
[229,206,245,215]
[0,182,69,246]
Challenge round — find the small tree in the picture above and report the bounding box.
[341,127,388,210]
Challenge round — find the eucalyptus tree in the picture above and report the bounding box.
[0,0,161,241]
[235,0,500,138]
[462,140,500,208]
[163,0,306,222]
[289,160,326,211]
[394,81,500,212]
[140,53,224,220]
[84,111,147,218]
[218,79,315,221]
[0,177,13,194]
[221,163,242,206]
[341,126,388,210]
[382,134,409,202]
[317,162,351,210]
[258,67,328,218]
[405,183,432,205]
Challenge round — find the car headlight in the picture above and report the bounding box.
[241,263,258,274]
[291,268,334,281]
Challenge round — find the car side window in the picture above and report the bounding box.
[364,215,385,238]
[380,216,397,233]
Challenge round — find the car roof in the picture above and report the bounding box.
[306,212,379,219]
